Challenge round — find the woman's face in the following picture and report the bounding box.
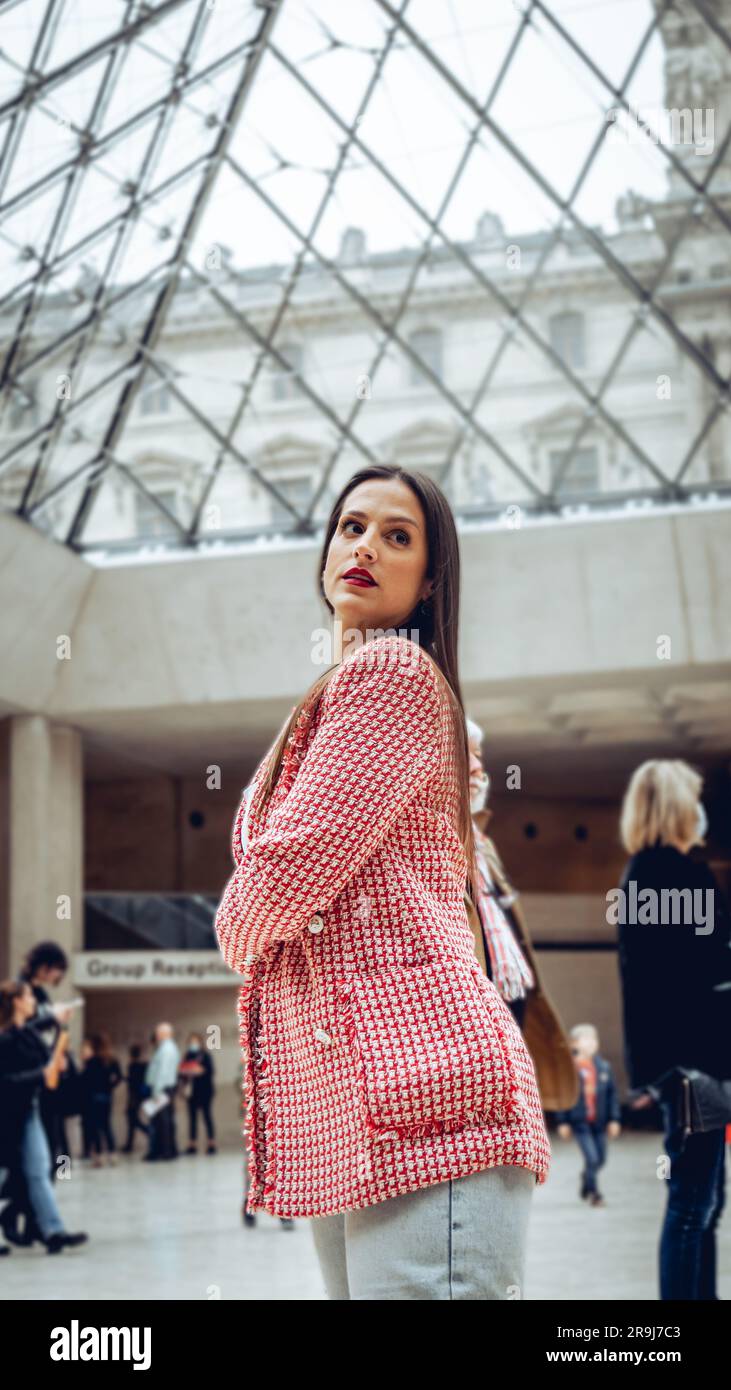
[322,478,432,639]
[468,743,484,798]
[35,964,64,987]
[468,741,490,813]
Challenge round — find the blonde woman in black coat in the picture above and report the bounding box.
[614,760,731,1301]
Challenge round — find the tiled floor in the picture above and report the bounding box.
[2,1134,728,1300]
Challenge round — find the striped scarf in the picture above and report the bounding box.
[474,827,534,1002]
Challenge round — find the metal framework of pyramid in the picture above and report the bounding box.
[1,0,730,554]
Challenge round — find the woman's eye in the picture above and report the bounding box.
[339,519,409,544]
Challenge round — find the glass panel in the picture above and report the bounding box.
[1,0,728,556]
[85,895,219,951]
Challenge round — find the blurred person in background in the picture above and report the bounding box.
[616,759,731,1301]
[180,1032,217,1156]
[465,718,578,1117]
[18,942,75,1178]
[84,1032,122,1168]
[78,1038,95,1160]
[144,1023,180,1162]
[122,1043,150,1155]
[0,980,88,1254]
[555,1023,622,1207]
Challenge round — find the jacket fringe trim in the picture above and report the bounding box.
[236,969,275,1213]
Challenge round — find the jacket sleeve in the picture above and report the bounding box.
[605,1067,622,1123]
[32,1001,58,1025]
[2,1063,47,1086]
[617,917,651,1090]
[697,863,731,983]
[26,1009,58,1044]
[0,1028,48,1093]
[215,638,443,973]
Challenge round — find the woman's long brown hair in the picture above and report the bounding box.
[256,464,480,907]
[0,979,30,1030]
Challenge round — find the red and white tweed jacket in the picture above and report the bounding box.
[215,634,551,1218]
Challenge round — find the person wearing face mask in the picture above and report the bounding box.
[464,719,578,1116]
[180,1032,216,1155]
[615,759,731,1301]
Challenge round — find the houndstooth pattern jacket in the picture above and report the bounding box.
[215,634,551,1218]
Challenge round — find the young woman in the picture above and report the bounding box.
[616,759,731,1300]
[215,465,550,1299]
[0,980,87,1253]
[18,941,70,1175]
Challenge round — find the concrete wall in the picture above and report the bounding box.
[2,506,731,733]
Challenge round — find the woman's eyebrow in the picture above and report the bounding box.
[345,509,420,529]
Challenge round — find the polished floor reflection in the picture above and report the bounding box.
[2,1135,729,1300]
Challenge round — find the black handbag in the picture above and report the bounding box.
[655,1067,731,1138]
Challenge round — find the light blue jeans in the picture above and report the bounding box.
[21,1098,65,1240]
[311,1163,535,1300]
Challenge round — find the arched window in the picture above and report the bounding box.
[269,473,314,526]
[139,381,172,416]
[271,342,304,401]
[408,328,443,385]
[8,379,39,431]
[134,485,179,537]
[549,446,599,496]
[548,312,586,369]
[254,434,324,528]
[131,456,187,537]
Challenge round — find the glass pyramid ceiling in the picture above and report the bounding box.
[0,0,730,556]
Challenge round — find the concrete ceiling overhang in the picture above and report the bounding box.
[1,506,730,791]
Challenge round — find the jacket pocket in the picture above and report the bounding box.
[337,958,519,1141]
